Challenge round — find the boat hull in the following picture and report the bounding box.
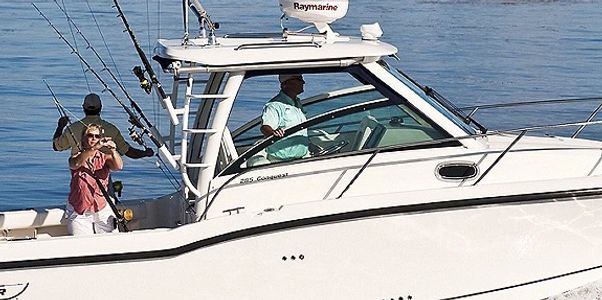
[2,189,602,299]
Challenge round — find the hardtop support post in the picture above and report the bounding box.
[194,72,245,218]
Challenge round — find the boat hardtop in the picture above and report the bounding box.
[155,34,397,68]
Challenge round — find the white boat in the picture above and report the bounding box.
[2,0,602,298]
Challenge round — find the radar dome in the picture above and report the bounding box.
[279,0,349,27]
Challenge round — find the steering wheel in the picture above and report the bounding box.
[314,140,349,156]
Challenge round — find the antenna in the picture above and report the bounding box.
[183,0,219,45]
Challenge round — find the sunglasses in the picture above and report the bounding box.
[289,78,305,84]
[86,133,102,139]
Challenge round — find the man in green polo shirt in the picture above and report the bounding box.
[260,74,309,161]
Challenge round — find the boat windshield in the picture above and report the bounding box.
[221,67,459,175]
[224,97,453,173]
[378,59,477,135]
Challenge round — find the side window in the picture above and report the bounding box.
[308,102,446,151]
[302,87,382,117]
[232,87,382,151]
[230,73,368,153]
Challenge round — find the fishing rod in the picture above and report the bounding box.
[46,80,80,150]
[45,80,129,232]
[53,0,182,192]
[53,0,149,146]
[59,0,92,91]
[33,3,178,169]
[52,0,183,203]
[83,0,124,83]
[111,0,176,121]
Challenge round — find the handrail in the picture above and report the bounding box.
[336,149,380,199]
[173,58,360,74]
[459,96,602,112]
[234,41,322,51]
[365,118,602,152]
[458,96,602,138]
[573,102,602,138]
[472,130,526,186]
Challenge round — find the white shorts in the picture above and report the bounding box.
[66,203,116,236]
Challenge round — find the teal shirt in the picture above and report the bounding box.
[262,91,308,160]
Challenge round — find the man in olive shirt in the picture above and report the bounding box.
[260,74,309,161]
[53,93,154,159]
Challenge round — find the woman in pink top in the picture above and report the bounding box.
[66,123,123,235]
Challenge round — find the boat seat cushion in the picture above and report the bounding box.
[246,149,271,167]
[351,115,383,150]
[0,208,65,229]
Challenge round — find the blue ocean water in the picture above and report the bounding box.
[0,0,601,210]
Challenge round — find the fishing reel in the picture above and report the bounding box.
[128,125,145,146]
[133,66,152,94]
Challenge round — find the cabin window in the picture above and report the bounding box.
[230,72,379,154]
[220,67,456,175]
[238,100,449,169]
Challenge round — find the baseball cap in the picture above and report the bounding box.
[82,93,102,110]
[279,74,304,83]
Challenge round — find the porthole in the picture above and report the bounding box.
[436,161,478,181]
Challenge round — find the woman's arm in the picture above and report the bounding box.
[105,148,123,171]
[100,139,123,171]
[69,149,96,170]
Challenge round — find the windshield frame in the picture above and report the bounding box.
[219,64,465,176]
[378,59,478,135]
[219,97,460,176]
